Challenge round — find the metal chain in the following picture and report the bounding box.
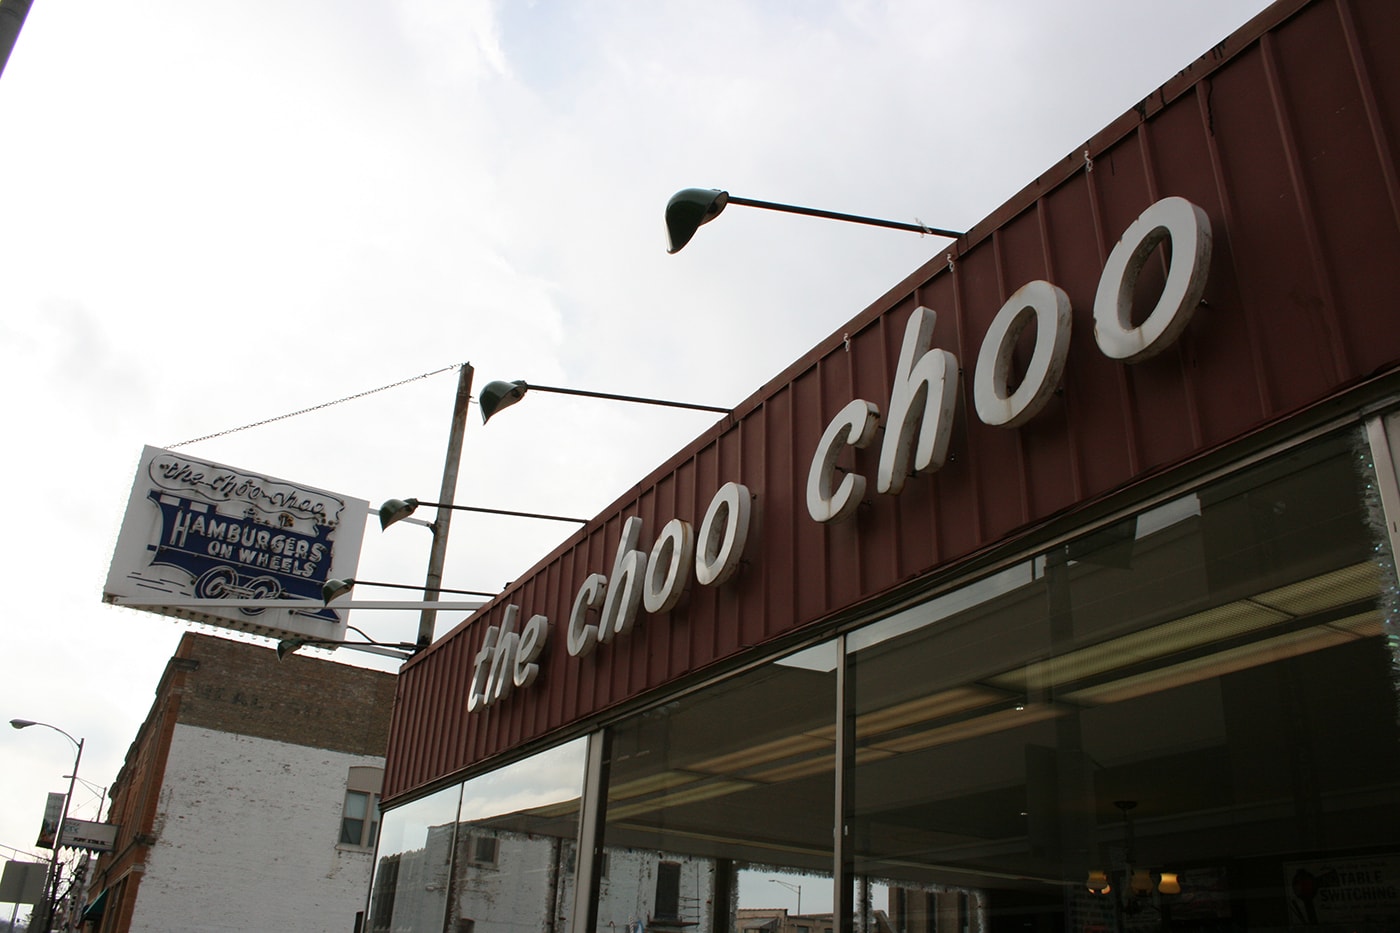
[167,363,462,448]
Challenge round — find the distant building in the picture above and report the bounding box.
[737,908,837,933]
[83,633,396,933]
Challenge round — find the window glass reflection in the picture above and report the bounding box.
[368,739,587,933]
[368,783,462,933]
[848,431,1400,931]
[603,640,839,932]
[447,739,587,933]
[736,868,834,933]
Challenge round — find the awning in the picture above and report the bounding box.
[81,888,108,922]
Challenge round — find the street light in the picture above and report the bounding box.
[477,379,730,424]
[769,878,802,916]
[665,187,963,254]
[386,364,648,650]
[375,495,589,652]
[10,719,83,933]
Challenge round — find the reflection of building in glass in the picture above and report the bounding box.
[737,909,838,933]
[881,887,979,933]
[372,811,720,933]
[592,849,715,931]
[371,822,457,933]
[370,2,1400,930]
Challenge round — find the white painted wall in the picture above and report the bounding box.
[128,723,381,933]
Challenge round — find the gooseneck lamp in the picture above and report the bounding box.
[477,379,730,424]
[377,497,589,531]
[665,188,963,254]
[11,719,84,933]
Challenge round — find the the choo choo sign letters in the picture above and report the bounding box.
[468,196,1212,712]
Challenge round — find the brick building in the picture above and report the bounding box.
[83,633,396,933]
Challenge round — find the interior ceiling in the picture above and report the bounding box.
[567,560,1394,877]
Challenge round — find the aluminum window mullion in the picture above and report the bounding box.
[1365,415,1400,563]
[568,730,610,933]
[834,632,855,933]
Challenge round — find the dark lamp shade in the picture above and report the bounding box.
[378,498,420,530]
[479,379,530,423]
[321,578,356,603]
[276,639,308,661]
[665,188,729,253]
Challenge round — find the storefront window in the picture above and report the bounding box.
[445,739,587,933]
[369,783,463,933]
[369,739,587,933]
[846,431,1400,931]
[601,640,840,933]
[376,427,1400,933]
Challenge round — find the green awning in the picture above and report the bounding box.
[81,888,108,922]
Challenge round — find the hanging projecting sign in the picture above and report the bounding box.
[103,446,368,643]
[60,819,119,853]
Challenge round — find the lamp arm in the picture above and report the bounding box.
[524,383,730,415]
[280,635,417,661]
[727,195,963,239]
[343,579,498,598]
[414,501,590,525]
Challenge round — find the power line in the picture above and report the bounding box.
[167,364,462,448]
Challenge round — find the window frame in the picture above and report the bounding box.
[339,766,384,850]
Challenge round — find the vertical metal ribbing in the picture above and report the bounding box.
[1135,120,1207,451]
[1259,30,1352,380]
[1082,146,1143,477]
[1194,76,1276,419]
[1336,0,1400,248]
[946,244,979,550]
[1035,198,1084,506]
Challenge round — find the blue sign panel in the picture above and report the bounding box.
[147,491,338,621]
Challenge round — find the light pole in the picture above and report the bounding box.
[11,719,84,933]
[769,878,802,917]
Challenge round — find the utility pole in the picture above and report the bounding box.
[417,363,474,650]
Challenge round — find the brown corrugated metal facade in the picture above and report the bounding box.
[384,0,1400,804]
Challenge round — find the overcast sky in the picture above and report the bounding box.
[0,0,1275,911]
